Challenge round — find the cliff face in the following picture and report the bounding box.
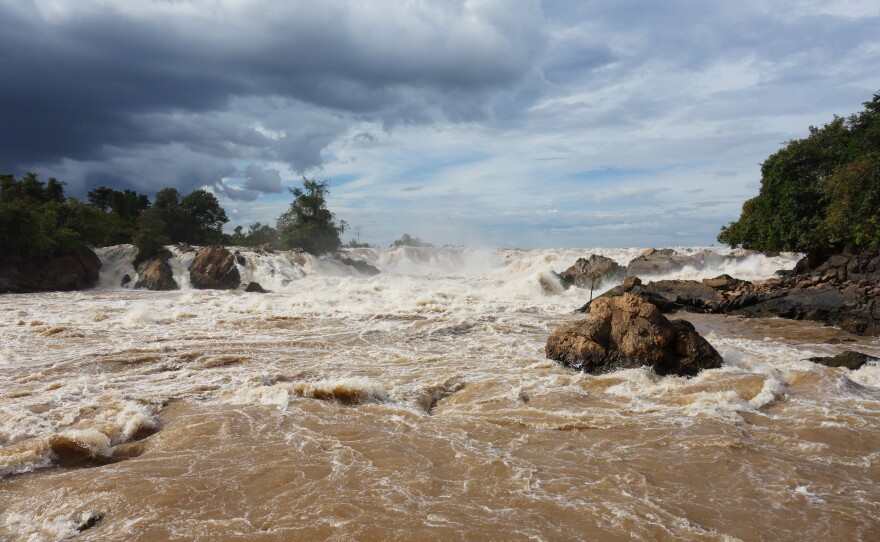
[0,248,102,293]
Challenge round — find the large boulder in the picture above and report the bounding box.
[558,254,626,289]
[134,248,178,290]
[547,293,723,376]
[0,248,102,293]
[190,246,241,290]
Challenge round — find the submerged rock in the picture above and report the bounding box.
[134,248,178,291]
[190,246,241,290]
[808,351,877,370]
[0,248,102,293]
[243,281,267,293]
[547,293,723,377]
[558,254,626,289]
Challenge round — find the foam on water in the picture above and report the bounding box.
[5,245,880,541]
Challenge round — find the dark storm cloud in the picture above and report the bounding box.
[0,0,546,194]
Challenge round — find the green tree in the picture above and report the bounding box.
[276,178,345,254]
[719,91,880,255]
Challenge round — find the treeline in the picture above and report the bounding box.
[719,92,880,255]
[0,174,351,259]
[0,173,229,259]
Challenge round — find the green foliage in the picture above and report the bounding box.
[230,221,277,246]
[719,92,880,254]
[0,173,93,257]
[391,234,433,248]
[345,238,373,248]
[132,188,228,258]
[276,178,344,254]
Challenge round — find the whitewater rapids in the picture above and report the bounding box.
[1,246,879,541]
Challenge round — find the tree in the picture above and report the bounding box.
[276,177,345,254]
[719,91,880,255]
[178,189,228,245]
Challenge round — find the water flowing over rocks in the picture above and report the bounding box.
[0,248,101,293]
[547,293,723,376]
[134,248,178,291]
[808,350,878,370]
[584,248,880,335]
[190,246,241,290]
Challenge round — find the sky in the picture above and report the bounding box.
[1,0,879,248]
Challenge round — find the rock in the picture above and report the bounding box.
[121,274,131,286]
[547,293,723,377]
[190,246,241,290]
[626,249,733,278]
[0,248,102,293]
[622,276,642,291]
[558,255,626,289]
[134,248,178,291]
[244,281,267,293]
[560,256,622,287]
[586,248,880,336]
[340,257,381,276]
[808,351,877,370]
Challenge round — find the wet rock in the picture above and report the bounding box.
[190,246,241,290]
[626,248,731,278]
[547,293,723,377]
[558,254,626,289]
[586,248,880,336]
[244,281,267,293]
[234,251,246,266]
[76,513,104,533]
[340,257,381,276]
[0,248,102,293]
[121,274,131,286]
[134,248,178,291]
[808,351,877,370]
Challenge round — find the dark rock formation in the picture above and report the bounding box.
[808,351,877,370]
[121,274,131,286]
[558,254,626,289]
[134,248,178,291]
[582,248,880,336]
[243,281,267,293]
[547,293,723,376]
[0,249,102,293]
[340,257,381,276]
[190,246,241,290]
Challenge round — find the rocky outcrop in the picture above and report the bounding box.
[625,248,731,278]
[808,351,877,370]
[134,248,178,290]
[558,254,626,289]
[190,246,241,290]
[0,248,102,293]
[547,293,723,377]
[583,248,880,336]
[340,257,381,276]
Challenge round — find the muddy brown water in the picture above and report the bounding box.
[2,248,879,541]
